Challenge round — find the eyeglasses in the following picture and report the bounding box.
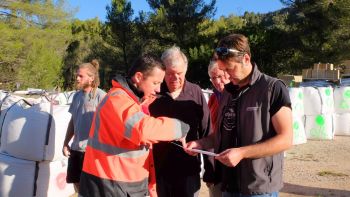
[215,47,245,59]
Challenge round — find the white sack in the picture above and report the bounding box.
[0,91,8,101]
[0,153,34,197]
[303,87,334,115]
[318,87,334,114]
[333,86,350,114]
[333,113,350,136]
[292,115,307,145]
[0,153,74,197]
[304,114,334,140]
[0,102,71,161]
[0,95,24,111]
[303,87,322,115]
[289,87,304,116]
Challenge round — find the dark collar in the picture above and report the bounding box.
[248,63,262,86]
[112,75,144,101]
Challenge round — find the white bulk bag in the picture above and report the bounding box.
[289,87,304,116]
[303,87,322,115]
[333,86,350,114]
[36,159,75,197]
[0,153,74,197]
[41,93,70,105]
[0,91,8,101]
[333,113,350,136]
[0,153,35,197]
[303,87,334,115]
[0,94,24,111]
[0,102,71,161]
[57,93,69,105]
[318,87,334,114]
[0,98,27,142]
[66,91,76,105]
[292,115,307,145]
[304,114,334,140]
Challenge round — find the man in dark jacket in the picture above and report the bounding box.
[186,34,293,197]
[149,46,210,197]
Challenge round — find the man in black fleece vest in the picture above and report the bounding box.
[186,34,293,197]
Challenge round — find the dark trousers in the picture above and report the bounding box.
[79,172,149,197]
[156,174,200,197]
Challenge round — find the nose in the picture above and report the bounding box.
[155,84,161,93]
[171,73,179,80]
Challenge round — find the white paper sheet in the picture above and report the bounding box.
[170,142,219,156]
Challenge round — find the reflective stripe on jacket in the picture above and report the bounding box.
[81,79,189,196]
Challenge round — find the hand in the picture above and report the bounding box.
[62,145,71,157]
[215,147,244,167]
[177,137,187,147]
[184,140,202,156]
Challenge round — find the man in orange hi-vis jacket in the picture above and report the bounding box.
[79,54,190,197]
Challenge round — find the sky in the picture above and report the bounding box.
[68,0,285,21]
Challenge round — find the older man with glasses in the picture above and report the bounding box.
[186,33,293,197]
[203,60,230,197]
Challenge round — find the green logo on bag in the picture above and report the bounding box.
[293,122,300,130]
[315,115,325,126]
[344,90,350,99]
[298,92,303,100]
[339,89,350,109]
[310,115,328,139]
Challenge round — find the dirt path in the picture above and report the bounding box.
[199,136,350,197]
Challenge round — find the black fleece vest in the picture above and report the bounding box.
[215,68,284,194]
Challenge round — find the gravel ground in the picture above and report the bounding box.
[199,136,350,197]
[71,136,350,197]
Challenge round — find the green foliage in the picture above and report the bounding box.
[2,0,350,91]
[283,0,350,69]
[63,18,106,90]
[0,0,71,27]
[187,44,213,87]
[0,0,72,90]
[146,0,216,49]
[139,0,217,88]
[17,40,63,89]
[106,0,137,69]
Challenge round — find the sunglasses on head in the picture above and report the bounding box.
[215,47,245,58]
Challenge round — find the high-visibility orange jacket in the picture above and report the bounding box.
[79,76,189,197]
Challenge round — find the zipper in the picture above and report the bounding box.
[236,91,242,193]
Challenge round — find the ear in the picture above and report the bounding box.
[242,53,250,65]
[134,72,143,83]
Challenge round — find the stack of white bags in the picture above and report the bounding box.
[333,87,350,136]
[0,91,75,197]
[288,85,350,144]
[303,86,335,140]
